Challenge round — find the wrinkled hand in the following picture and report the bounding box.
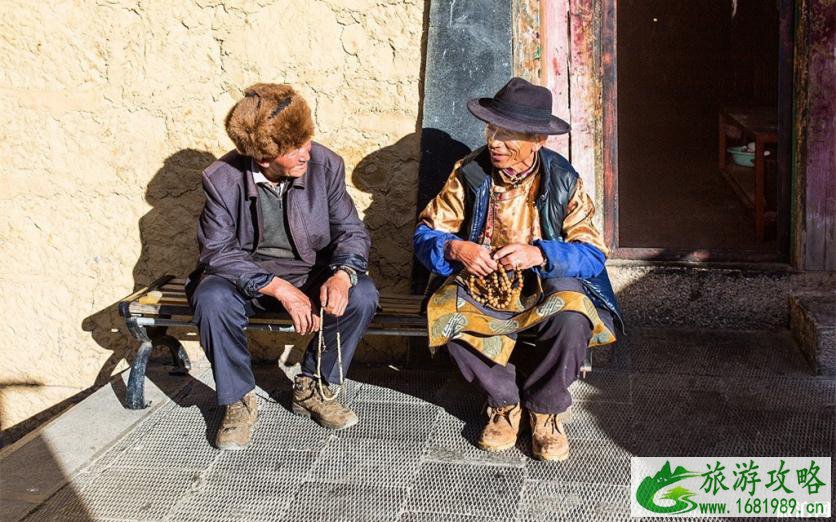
[320,272,351,317]
[446,240,498,277]
[261,278,320,334]
[492,243,545,270]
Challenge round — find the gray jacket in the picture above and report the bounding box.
[192,142,370,298]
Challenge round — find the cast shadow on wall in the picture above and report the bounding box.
[75,135,449,423]
[81,149,216,411]
[351,129,468,368]
[350,132,423,294]
[412,128,471,293]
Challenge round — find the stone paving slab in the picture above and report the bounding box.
[166,449,313,522]
[286,482,408,522]
[309,438,426,487]
[515,480,631,521]
[3,328,834,521]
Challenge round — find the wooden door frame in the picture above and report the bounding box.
[601,0,794,264]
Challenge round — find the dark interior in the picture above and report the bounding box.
[617,0,780,253]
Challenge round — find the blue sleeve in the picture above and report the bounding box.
[413,223,461,277]
[533,239,606,279]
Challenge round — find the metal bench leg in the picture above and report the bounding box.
[126,317,153,409]
[155,334,191,376]
[124,320,192,409]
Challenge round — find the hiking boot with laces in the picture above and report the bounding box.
[478,403,522,452]
[529,409,571,461]
[292,374,358,430]
[215,390,258,450]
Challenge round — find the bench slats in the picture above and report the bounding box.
[142,296,189,304]
[122,276,424,322]
[128,302,193,316]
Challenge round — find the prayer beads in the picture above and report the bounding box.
[466,268,524,310]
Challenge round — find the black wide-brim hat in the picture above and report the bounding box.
[467,77,570,135]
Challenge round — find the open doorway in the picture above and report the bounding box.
[612,0,790,262]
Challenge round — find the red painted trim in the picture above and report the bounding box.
[540,0,570,157]
[602,0,618,250]
[801,0,836,270]
[567,0,598,199]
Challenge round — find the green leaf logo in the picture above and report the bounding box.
[636,461,702,514]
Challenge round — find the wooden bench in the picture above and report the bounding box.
[118,274,593,409]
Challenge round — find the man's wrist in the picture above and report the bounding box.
[444,239,460,261]
[258,275,285,297]
[535,245,548,268]
[333,265,357,287]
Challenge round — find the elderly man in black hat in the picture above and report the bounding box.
[414,78,622,461]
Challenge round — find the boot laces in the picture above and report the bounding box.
[489,404,517,426]
[540,413,565,435]
[224,400,249,425]
[294,376,317,402]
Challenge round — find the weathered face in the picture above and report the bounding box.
[259,140,313,179]
[484,124,544,172]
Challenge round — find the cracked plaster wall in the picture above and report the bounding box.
[0,0,424,437]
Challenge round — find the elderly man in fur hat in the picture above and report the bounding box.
[414,78,623,461]
[188,83,378,450]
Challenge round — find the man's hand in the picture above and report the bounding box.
[320,271,351,317]
[446,240,498,277]
[492,243,545,270]
[259,277,320,334]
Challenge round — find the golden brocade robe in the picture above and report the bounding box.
[419,161,608,255]
[419,159,616,365]
[482,168,542,248]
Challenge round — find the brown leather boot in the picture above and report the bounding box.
[292,374,358,430]
[478,403,522,452]
[529,409,571,461]
[215,390,258,450]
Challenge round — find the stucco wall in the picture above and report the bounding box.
[0,0,424,439]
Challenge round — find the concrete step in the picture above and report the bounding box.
[595,325,814,377]
[607,261,836,330]
[790,291,836,376]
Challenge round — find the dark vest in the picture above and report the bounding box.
[456,146,623,330]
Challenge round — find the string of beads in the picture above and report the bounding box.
[466,268,524,309]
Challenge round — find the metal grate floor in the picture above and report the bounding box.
[19,328,835,521]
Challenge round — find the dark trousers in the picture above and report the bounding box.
[190,270,379,405]
[446,277,606,413]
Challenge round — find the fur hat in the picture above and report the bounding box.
[225,83,314,161]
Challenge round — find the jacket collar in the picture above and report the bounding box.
[291,174,306,189]
[245,158,306,197]
[244,159,259,199]
[537,148,550,203]
[471,147,551,203]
